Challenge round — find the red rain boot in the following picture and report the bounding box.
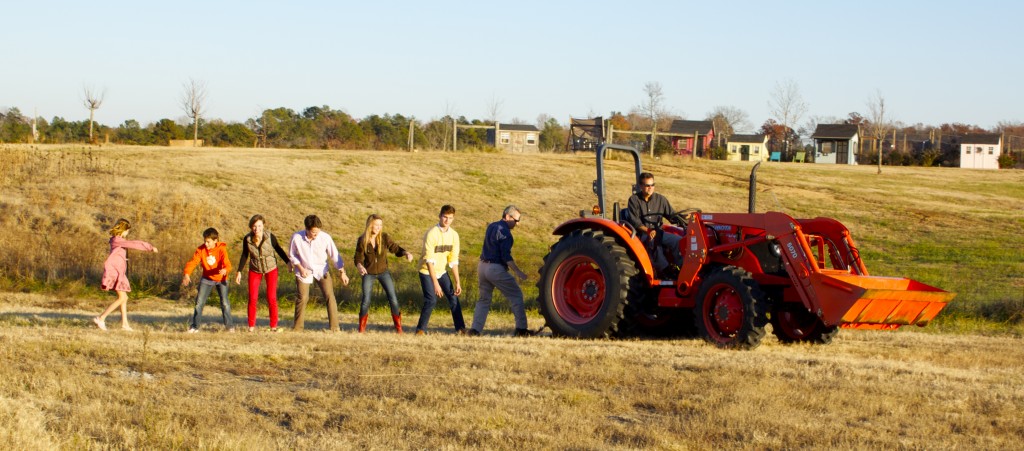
[392,314,403,334]
[358,315,368,333]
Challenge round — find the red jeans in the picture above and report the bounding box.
[248,268,279,328]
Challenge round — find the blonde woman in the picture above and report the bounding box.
[354,214,414,333]
[93,219,158,331]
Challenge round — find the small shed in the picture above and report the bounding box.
[726,134,769,162]
[959,134,1001,169]
[812,124,859,165]
[668,120,715,157]
[487,124,540,153]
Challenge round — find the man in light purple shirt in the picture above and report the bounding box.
[289,215,350,331]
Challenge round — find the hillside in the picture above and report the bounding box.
[1,144,1021,332]
[1,144,1023,448]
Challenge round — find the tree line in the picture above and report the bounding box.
[0,105,570,152]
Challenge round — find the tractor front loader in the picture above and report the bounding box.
[537,144,954,349]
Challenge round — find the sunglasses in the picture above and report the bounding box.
[642,183,656,187]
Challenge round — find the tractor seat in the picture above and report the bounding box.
[618,208,638,237]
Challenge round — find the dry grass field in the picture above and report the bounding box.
[1,144,1023,448]
[2,292,1022,449]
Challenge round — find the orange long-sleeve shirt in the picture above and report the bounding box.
[183,242,232,282]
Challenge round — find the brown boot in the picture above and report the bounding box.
[358,315,368,333]
[392,314,403,334]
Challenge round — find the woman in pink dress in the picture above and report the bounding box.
[93,218,158,331]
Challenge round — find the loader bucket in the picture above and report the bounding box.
[808,272,955,329]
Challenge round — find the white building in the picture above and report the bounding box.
[959,134,1001,170]
[811,124,859,165]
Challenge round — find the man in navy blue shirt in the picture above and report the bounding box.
[469,205,530,336]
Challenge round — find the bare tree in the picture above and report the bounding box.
[486,94,503,125]
[636,81,668,157]
[82,85,105,143]
[768,79,808,156]
[180,78,208,147]
[800,114,842,139]
[706,105,751,147]
[866,89,889,174]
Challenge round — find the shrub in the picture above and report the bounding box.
[998,153,1016,169]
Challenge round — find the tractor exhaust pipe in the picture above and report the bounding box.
[748,162,760,213]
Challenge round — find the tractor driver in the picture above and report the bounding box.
[627,172,683,275]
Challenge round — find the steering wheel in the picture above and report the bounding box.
[668,208,700,227]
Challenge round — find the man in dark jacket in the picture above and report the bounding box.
[469,205,530,336]
[627,172,682,274]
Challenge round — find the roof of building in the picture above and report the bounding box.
[499,123,540,132]
[728,134,766,143]
[668,120,714,135]
[812,124,859,139]
[960,133,1001,145]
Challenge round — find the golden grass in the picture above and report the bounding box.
[1,144,1021,330]
[1,144,1023,447]
[1,292,1022,449]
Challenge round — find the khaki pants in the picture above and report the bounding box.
[294,274,339,331]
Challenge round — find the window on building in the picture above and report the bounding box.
[731,145,737,153]
[526,133,537,145]
[753,146,760,154]
[966,149,971,154]
[821,142,833,155]
[500,132,510,145]
[989,146,994,154]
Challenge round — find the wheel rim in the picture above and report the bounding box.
[703,282,744,341]
[552,255,606,325]
[775,307,820,340]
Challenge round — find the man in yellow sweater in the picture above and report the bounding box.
[415,205,466,335]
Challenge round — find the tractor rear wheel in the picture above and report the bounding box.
[770,303,840,344]
[538,229,638,338]
[693,266,767,349]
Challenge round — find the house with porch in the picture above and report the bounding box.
[487,123,540,152]
[811,124,859,165]
[668,120,715,157]
[959,133,1001,169]
[726,134,769,162]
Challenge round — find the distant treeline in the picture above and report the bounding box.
[0,106,568,151]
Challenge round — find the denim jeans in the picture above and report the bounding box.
[191,277,233,330]
[416,272,465,332]
[360,270,400,316]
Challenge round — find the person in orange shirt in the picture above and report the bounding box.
[182,227,234,332]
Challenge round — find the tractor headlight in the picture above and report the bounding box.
[769,242,782,257]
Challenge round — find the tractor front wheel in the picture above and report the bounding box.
[538,229,637,338]
[693,266,767,349]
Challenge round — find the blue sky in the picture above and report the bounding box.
[3,1,1021,132]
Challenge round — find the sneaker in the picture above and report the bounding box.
[415,330,426,336]
[92,317,107,331]
[270,327,280,333]
[514,328,532,337]
[227,328,236,333]
[187,328,199,333]
[121,325,133,331]
[248,327,256,333]
[467,329,480,337]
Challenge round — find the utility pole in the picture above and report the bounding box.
[407,120,415,152]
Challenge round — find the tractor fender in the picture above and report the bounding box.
[552,217,657,284]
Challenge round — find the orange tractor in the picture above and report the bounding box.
[537,144,954,348]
